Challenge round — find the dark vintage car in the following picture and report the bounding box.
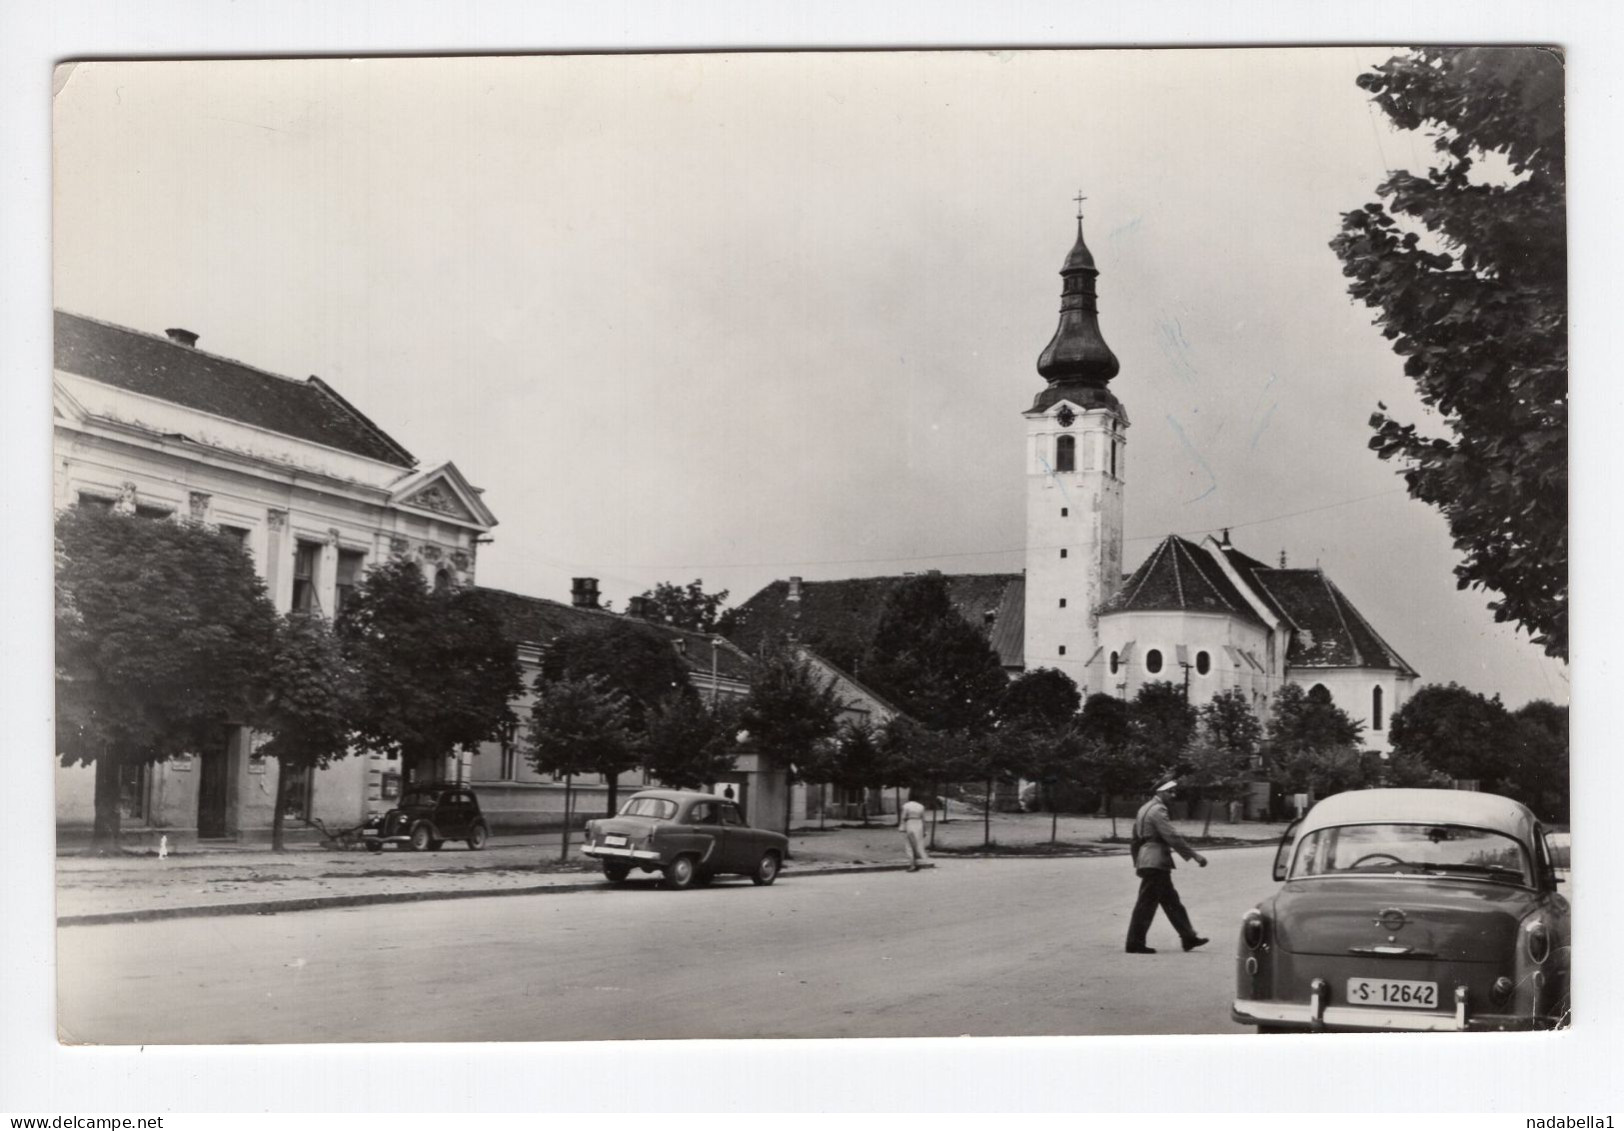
[581,789,789,889]
[362,784,490,852]
[1232,788,1570,1033]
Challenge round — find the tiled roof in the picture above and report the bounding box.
[1248,569,1418,675]
[55,310,416,468]
[1097,535,1267,627]
[478,588,757,685]
[723,573,1026,670]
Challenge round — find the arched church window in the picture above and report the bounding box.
[1110,439,1118,478]
[434,567,452,593]
[1372,686,1384,731]
[1308,684,1331,705]
[1196,650,1211,676]
[1055,434,1076,473]
[1146,649,1163,675]
[1109,651,1120,675]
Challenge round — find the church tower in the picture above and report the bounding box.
[1023,208,1128,690]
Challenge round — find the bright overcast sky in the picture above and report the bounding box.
[53,49,1569,706]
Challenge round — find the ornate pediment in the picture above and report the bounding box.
[399,481,474,521]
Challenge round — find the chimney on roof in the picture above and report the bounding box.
[927,569,941,577]
[1279,550,1288,568]
[626,595,654,620]
[1220,528,1232,548]
[165,328,199,348]
[787,576,802,602]
[570,577,600,609]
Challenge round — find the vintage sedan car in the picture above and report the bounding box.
[362,783,490,852]
[582,789,788,889]
[1232,788,1569,1033]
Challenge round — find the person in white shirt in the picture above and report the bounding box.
[900,794,930,872]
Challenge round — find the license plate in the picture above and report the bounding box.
[604,834,628,847]
[1346,978,1438,1009]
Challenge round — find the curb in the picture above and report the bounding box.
[55,861,936,928]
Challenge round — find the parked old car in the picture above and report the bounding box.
[362,783,490,852]
[582,789,788,889]
[1232,788,1569,1033]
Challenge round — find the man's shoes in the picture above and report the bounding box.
[1182,936,1210,952]
[1125,945,1157,954]
[906,865,919,872]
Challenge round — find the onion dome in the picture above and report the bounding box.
[1031,217,1122,414]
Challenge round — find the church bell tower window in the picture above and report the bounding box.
[1055,434,1076,473]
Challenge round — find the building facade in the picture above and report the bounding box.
[54,310,496,844]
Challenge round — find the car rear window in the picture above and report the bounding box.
[1292,822,1532,885]
[619,797,678,820]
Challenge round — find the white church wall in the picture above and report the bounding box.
[1095,609,1275,710]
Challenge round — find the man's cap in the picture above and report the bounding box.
[1154,780,1178,794]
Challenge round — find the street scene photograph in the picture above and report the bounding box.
[47,46,1570,1048]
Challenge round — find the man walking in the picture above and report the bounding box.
[900,793,930,872]
[1125,779,1209,954]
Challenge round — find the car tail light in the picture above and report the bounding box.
[1526,921,1551,965]
[1242,912,1265,950]
[1490,976,1514,1005]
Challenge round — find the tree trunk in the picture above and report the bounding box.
[1106,794,1117,839]
[1050,785,1059,845]
[819,783,826,831]
[92,749,122,853]
[559,773,573,863]
[929,789,939,849]
[894,786,902,827]
[605,770,619,818]
[983,774,993,849]
[1202,797,1214,838]
[272,759,291,853]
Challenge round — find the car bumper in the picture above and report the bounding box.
[1233,991,1550,1032]
[581,844,662,862]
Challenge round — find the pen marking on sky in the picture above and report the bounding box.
[1166,414,1218,503]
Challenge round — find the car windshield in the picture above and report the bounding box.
[619,797,678,820]
[1291,822,1532,885]
[397,790,441,810]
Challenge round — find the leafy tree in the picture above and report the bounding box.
[1386,682,1510,784]
[1331,47,1567,659]
[642,690,740,791]
[1270,745,1376,803]
[1267,683,1366,757]
[739,648,844,842]
[860,574,1008,734]
[336,557,523,781]
[257,612,362,851]
[543,627,692,738]
[1128,680,1199,781]
[829,718,886,825]
[634,578,731,633]
[1186,688,1263,835]
[1076,693,1144,836]
[527,673,636,860]
[1023,723,1089,844]
[996,667,1081,731]
[1504,700,1569,822]
[1381,744,1452,789]
[55,507,279,849]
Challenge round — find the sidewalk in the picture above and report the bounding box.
[55,811,1289,926]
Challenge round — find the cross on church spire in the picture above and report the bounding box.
[1073,191,1088,220]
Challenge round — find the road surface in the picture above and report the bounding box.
[57,847,1276,1043]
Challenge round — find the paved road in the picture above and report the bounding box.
[57,847,1276,1043]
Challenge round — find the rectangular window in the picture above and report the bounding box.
[1058,645,1067,656]
[219,525,251,546]
[292,540,322,614]
[117,762,148,820]
[77,493,115,511]
[1061,507,1068,517]
[498,722,518,780]
[281,764,312,821]
[1059,598,1067,608]
[1060,548,1068,559]
[134,503,173,520]
[334,550,365,617]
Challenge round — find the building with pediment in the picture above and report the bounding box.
[53,310,498,842]
[728,218,1418,770]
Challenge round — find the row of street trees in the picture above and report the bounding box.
[56,505,524,851]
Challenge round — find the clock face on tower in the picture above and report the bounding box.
[1055,406,1076,428]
